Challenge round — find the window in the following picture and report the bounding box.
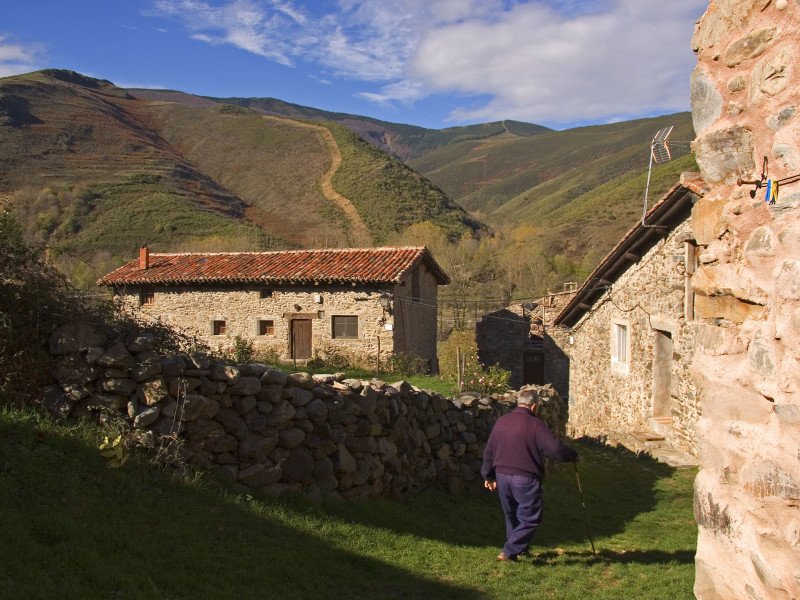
[258,319,274,335]
[332,315,358,339]
[611,321,629,373]
[139,288,154,307]
[260,289,273,299]
[213,320,227,336]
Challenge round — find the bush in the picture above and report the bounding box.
[384,352,429,377]
[0,207,205,408]
[437,328,510,394]
[307,347,352,371]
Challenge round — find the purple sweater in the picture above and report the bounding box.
[481,406,578,480]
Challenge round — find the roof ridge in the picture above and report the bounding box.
[145,246,428,257]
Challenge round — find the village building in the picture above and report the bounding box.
[550,179,703,456]
[97,246,449,371]
[476,287,576,389]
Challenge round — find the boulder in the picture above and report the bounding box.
[49,323,110,355]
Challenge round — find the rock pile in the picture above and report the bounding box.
[45,323,566,499]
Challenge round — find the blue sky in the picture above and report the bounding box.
[1,0,707,130]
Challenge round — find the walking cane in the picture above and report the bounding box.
[574,462,596,555]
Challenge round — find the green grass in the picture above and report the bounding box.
[0,406,697,600]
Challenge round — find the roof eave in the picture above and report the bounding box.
[554,183,696,328]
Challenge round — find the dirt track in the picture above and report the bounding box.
[262,116,372,247]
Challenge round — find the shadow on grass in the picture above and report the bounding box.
[526,548,696,566]
[315,438,684,550]
[0,414,483,600]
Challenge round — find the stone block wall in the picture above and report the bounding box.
[691,1,800,597]
[46,323,568,500]
[116,284,394,365]
[557,219,701,456]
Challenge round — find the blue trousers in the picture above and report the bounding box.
[496,473,544,558]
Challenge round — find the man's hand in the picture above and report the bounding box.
[484,480,497,492]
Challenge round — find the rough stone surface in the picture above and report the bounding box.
[697,128,758,186]
[691,67,724,134]
[48,323,572,502]
[690,2,800,597]
[723,27,777,67]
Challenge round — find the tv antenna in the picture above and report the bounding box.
[641,126,673,227]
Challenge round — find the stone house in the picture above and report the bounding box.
[476,288,576,389]
[97,246,449,371]
[551,180,703,456]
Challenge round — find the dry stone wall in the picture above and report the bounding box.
[45,323,567,500]
[691,1,800,598]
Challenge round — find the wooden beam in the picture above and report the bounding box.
[624,252,639,261]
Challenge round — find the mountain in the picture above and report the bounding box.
[129,89,552,162]
[0,70,478,285]
[132,87,696,271]
[408,112,697,264]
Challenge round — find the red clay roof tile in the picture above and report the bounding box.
[97,246,450,286]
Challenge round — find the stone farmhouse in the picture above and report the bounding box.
[550,179,704,457]
[97,246,449,371]
[476,288,576,390]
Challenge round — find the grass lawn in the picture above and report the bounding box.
[0,407,697,600]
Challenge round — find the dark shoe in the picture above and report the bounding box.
[497,553,518,562]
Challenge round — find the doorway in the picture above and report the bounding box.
[652,329,673,419]
[291,319,312,359]
[523,350,545,386]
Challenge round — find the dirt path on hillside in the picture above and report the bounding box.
[262,116,372,247]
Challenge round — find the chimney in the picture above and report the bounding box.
[139,244,149,270]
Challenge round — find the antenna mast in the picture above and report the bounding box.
[642,126,673,227]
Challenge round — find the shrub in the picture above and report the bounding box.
[437,328,510,394]
[384,352,429,377]
[231,336,254,364]
[308,346,352,371]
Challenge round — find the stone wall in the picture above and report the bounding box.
[557,219,701,456]
[46,322,567,500]
[691,1,800,597]
[115,284,391,363]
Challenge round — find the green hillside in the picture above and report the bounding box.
[155,92,552,161]
[410,112,695,215]
[323,122,479,243]
[0,70,478,285]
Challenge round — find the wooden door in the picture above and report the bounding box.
[652,329,673,419]
[291,319,312,359]
[523,351,545,385]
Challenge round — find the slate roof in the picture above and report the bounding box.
[97,246,450,287]
[554,180,699,328]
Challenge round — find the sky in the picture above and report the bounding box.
[1,0,708,130]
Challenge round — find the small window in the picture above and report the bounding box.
[332,315,358,339]
[213,320,227,336]
[612,322,628,365]
[139,288,154,307]
[258,319,274,335]
[260,289,273,298]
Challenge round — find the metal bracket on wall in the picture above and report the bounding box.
[737,156,800,204]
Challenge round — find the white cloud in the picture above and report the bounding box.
[0,34,44,78]
[408,0,707,125]
[147,0,707,126]
[151,0,311,66]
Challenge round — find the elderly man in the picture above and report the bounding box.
[481,389,579,562]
